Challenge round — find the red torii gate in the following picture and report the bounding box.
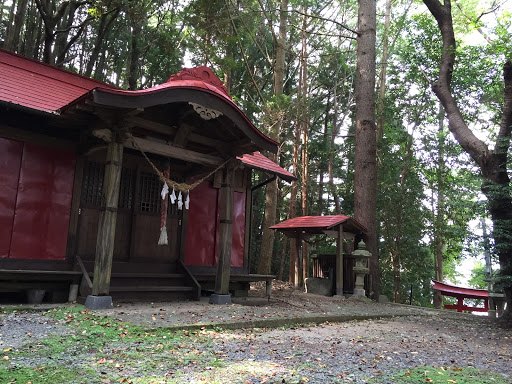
[432,280,489,313]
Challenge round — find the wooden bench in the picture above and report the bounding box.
[193,273,275,297]
[0,269,83,303]
[432,280,506,317]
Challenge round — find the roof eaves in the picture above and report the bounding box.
[0,98,58,116]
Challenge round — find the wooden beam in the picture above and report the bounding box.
[126,136,222,167]
[126,116,177,135]
[0,125,77,151]
[214,166,235,295]
[322,230,339,239]
[174,123,192,148]
[126,116,230,152]
[336,226,345,296]
[91,140,123,296]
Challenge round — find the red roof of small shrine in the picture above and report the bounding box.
[238,152,295,182]
[270,215,367,234]
[0,48,115,113]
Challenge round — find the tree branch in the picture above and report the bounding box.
[422,0,489,166]
[291,8,358,36]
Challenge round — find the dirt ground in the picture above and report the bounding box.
[1,282,511,382]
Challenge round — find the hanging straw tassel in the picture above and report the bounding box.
[158,166,170,245]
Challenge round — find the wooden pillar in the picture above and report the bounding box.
[295,232,303,289]
[214,166,235,296]
[91,140,124,296]
[336,226,344,296]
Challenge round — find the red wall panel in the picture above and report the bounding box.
[9,143,76,260]
[185,181,219,266]
[185,180,246,268]
[0,138,23,258]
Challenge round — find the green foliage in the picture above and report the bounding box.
[469,261,488,289]
[368,366,509,384]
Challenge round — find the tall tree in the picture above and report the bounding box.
[257,0,288,275]
[422,0,512,321]
[354,0,379,298]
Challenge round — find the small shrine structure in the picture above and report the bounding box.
[270,215,367,296]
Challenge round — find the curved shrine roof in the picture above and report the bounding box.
[0,49,277,152]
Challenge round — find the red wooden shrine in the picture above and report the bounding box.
[0,48,295,306]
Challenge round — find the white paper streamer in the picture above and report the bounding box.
[161,183,169,200]
[170,188,177,204]
[177,191,183,210]
[185,193,190,210]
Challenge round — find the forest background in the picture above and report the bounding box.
[0,0,511,309]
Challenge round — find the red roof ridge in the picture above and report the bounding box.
[167,66,231,99]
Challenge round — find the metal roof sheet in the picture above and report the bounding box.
[270,215,368,233]
[0,48,115,113]
[238,152,295,182]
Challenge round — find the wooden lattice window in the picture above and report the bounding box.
[118,168,135,210]
[81,161,104,207]
[139,172,160,213]
[82,161,135,209]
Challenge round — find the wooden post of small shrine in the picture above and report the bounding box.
[85,129,124,309]
[295,232,303,289]
[335,225,344,296]
[210,165,235,304]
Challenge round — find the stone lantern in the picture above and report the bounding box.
[351,240,371,296]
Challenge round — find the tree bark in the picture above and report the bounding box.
[3,0,17,50]
[354,0,379,299]
[376,0,394,140]
[300,5,309,281]
[433,107,446,309]
[329,71,342,214]
[84,6,121,78]
[423,0,512,321]
[257,0,288,275]
[5,0,28,52]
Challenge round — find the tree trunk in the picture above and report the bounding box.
[126,11,142,90]
[376,0,394,140]
[422,0,512,321]
[354,0,379,299]
[84,6,121,78]
[3,0,17,50]
[433,107,446,309]
[257,0,288,275]
[329,71,341,214]
[300,6,309,280]
[21,1,39,56]
[5,0,28,52]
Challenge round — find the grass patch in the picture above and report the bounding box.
[367,366,509,384]
[0,365,100,383]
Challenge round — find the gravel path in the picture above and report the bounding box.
[1,286,510,383]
